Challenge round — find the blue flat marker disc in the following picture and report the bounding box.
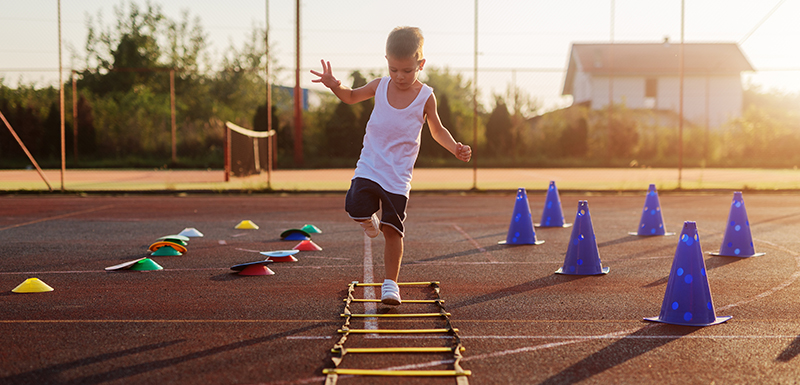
[260,250,301,257]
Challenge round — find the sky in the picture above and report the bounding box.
[1,0,798,112]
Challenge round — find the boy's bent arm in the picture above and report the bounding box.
[331,79,379,105]
[310,60,377,104]
[425,93,472,162]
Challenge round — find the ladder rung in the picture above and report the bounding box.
[332,346,466,353]
[338,328,458,334]
[345,299,443,303]
[323,368,471,377]
[354,281,439,287]
[342,313,450,318]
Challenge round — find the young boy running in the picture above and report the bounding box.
[311,26,472,305]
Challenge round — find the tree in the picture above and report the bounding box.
[322,71,370,160]
[419,93,454,160]
[484,97,513,158]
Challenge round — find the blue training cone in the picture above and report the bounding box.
[630,184,675,236]
[535,181,572,228]
[499,188,545,245]
[710,192,765,258]
[556,200,609,275]
[645,221,731,326]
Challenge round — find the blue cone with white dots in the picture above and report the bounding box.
[499,188,545,245]
[536,181,572,228]
[630,184,675,236]
[556,200,608,275]
[710,192,765,258]
[645,221,731,326]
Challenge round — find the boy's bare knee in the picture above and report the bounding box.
[382,225,401,238]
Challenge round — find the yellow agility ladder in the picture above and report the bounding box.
[323,281,470,385]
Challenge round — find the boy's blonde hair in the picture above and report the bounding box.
[386,26,424,62]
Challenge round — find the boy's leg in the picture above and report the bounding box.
[381,226,403,305]
[382,226,403,282]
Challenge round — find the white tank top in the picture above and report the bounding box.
[353,76,432,197]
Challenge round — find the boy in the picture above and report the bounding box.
[311,26,472,305]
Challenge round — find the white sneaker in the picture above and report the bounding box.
[381,279,401,305]
[360,213,381,238]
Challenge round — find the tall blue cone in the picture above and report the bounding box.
[536,181,572,228]
[499,188,545,245]
[630,184,675,236]
[710,192,765,258]
[556,201,609,275]
[645,221,731,326]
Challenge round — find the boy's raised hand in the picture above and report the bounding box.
[455,142,472,162]
[310,60,341,89]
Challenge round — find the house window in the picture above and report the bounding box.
[644,78,657,108]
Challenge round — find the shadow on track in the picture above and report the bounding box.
[3,323,335,385]
[0,340,185,385]
[537,324,701,385]
[776,335,800,362]
[407,244,507,264]
[449,274,587,310]
[642,255,743,288]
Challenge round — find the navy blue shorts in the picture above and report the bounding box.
[345,177,408,236]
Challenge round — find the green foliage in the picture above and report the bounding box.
[484,97,513,157]
[2,2,800,170]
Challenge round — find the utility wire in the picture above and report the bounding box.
[738,0,787,45]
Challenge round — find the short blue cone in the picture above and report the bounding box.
[710,192,765,258]
[499,188,544,245]
[556,201,609,275]
[536,181,572,228]
[645,221,731,326]
[630,184,675,236]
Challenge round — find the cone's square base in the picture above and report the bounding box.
[535,223,573,228]
[555,266,610,275]
[643,315,731,327]
[628,231,676,236]
[498,239,545,245]
[709,252,765,258]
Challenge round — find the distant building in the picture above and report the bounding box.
[562,41,754,128]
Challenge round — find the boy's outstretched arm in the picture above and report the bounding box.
[310,60,377,104]
[424,93,472,162]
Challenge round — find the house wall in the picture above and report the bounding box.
[587,74,743,128]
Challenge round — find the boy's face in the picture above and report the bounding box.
[385,55,425,90]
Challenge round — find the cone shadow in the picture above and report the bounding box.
[537,324,700,385]
[643,256,742,288]
[0,323,335,385]
[0,340,186,384]
[408,244,507,264]
[776,335,800,362]
[449,275,587,310]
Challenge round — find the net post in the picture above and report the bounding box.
[0,110,53,191]
[224,124,231,182]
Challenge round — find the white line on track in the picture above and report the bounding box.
[0,205,115,232]
[362,233,377,330]
[452,224,497,262]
